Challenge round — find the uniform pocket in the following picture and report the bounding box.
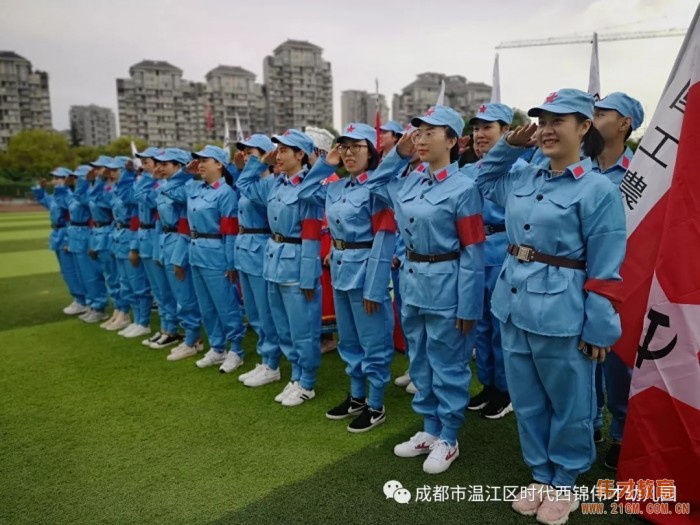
[526,276,569,294]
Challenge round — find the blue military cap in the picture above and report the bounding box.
[50,167,72,178]
[411,105,465,137]
[89,155,113,168]
[271,129,314,156]
[469,103,514,125]
[337,123,377,148]
[105,156,131,170]
[236,134,275,154]
[192,145,229,165]
[595,92,645,130]
[155,148,192,165]
[380,121,404,135]
[528,88,595,120]
[136,147,165,159]
[72,165,92,177]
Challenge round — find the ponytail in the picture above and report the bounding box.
[576,113,605,159]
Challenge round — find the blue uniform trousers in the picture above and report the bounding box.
[239,271,281,370]
[56,249,85,305]
[142,258,177,333]
[474,264,508,392]
[164,264,201,347]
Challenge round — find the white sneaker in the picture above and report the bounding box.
[422,440,459,474]
[244,365,281,387]
[394,370,411,387]
[282,385,315,407]
[219,351,244,374]
[118,323,139,337]
[83,309,108,324]
[142,332,162,347]
[406,381,417,395]
[149,333,182,349]
[106,312,131,331]
[238,363,263,383]
[275,381,297,403]
[64,301,89,315]
[196,349,226,368]
[394,431,438,458]
[123,324,151,339]
[100,311,119,329]
[167,344,199,361]
[79,309,93,321]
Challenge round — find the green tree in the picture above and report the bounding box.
[0,130,77,180]
[103,136,148,157]
[73,146,103,166]
[511,108,530,128]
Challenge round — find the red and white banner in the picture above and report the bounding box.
[616,6,700,523]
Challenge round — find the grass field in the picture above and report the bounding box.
[0,211,638,524]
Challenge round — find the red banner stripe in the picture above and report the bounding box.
[456,214,486,247]
[371,208,396,233]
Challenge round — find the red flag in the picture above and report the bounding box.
[616,7,700,523]
[206,102,214,132]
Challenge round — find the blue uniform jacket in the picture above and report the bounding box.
[66,178,92,253]
[33,185,70,251]
[132,173,160,258]
[476,137,626,347]
[110,169,139,259]
[156,171,193,267]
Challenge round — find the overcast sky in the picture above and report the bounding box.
[0,0,695,135]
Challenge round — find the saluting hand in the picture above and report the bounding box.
[234,151,245,171]
[325,144,342,167]
[39,177,47,188]
[505,123,538,148]
[458,136,472,156]
[396,131,416,158]
[185,160,200,175]
[456,319,475,336]
[262,149,278,166]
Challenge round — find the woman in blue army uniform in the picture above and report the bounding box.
[153,148,204,362]
[86,156,129,331]
[298,123,395,432]
[462,103,513,419]
[236,129,324,407]
[228,135,282,387]
[33,167,87,315]
[132,147,180,350]
[365,105,486,474]
[476,88,626,525]
[591,92,644,470]
[106,156,152,339]
[67,165,109,323]
[167,145,246,373]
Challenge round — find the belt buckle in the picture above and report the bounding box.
[485,225,494,235]
[334,239,345,250]
[516,245,535,262]
[238,226,245,234]
[273,233,282,243]
[427,254,437,263]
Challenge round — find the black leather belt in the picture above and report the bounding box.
[70,221,89,227]
[239,226,272,235]
[51,224,66,230]
[115,222,130,230]
[271,232,301,245]
[507,244,585,270]
[191,231,222,240]
[93,221,112,228]
[163,226,178,234]
[139,223,156,230]
[332,239,373,250]
[406,248,460,263]
[484,224,506,235]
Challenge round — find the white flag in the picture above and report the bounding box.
[436,79,446,105]
[588,32,601,100]
[130,140,141,169]
[223,121,231,151]
[490,53,501,104]
[235,113,244,142]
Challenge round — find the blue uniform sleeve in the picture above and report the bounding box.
[365,147,410,206]
[476,137,531,208]
[236,156,273,206]
[580,183,627,348]
[297,159,334,206]
[456,181,486,321]
[299,201,323,290]
[363,198,396,302]
[32,187,50,209]
[116,170,136,203]
[170,233,190,267]
[218,187,239,271]
[161,179,189,204]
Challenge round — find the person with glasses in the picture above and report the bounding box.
[476,89,626,524]
[297,123,396,433]
[236,130,324,407]
[365,106,486,474]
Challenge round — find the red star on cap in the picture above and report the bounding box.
[545,92,558,104]
[245,136,251,141]
[283,130,291,136]
[425,108,435,116]
[347,125,355,133]
[479,105,487,113]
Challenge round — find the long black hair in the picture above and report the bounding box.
[575,113,605,159]
[444,127,461,163]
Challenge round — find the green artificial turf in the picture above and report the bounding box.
[0,212,638,524]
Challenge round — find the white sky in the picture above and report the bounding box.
[0,0,696,135]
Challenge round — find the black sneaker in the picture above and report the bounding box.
[150,333,183,349]
[594,429,604,444]
[481,389,513,420]
[468,385,496,411]
[325,395,366,420]
[347,406,386,433]
[604,442,621,470]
